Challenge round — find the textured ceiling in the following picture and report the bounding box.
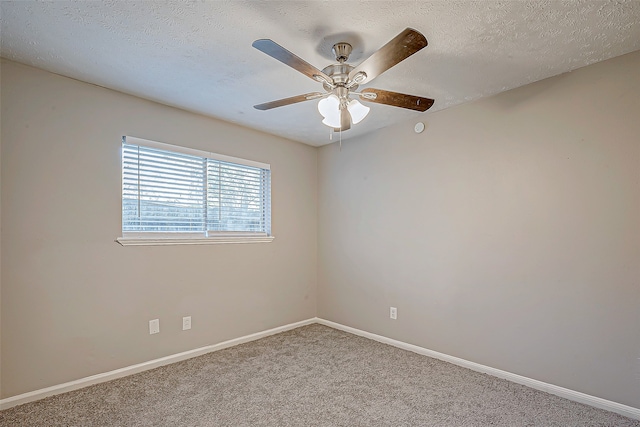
[1,1,639,146]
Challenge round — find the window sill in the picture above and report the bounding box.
[116,235,275,246]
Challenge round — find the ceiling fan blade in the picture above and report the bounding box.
[349,28,427,85]
[361,88,434,112]
[253,39,332,83]
[254,92,325,110]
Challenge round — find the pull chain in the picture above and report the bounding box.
[328,128,342,150]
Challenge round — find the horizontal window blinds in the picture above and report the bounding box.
[122,137,271,235]
[207,160,271,233]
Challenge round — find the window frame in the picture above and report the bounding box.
[116,136,274,246]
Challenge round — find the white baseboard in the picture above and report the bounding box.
[0,318,316,410]
[3,317,639,421]
[316,318,640,421]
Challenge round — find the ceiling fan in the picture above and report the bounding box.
[252,28,434,131]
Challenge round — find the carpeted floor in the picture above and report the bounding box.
[1,324,638,426]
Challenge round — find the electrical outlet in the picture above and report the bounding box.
[149,319,160,334]
[390,307,397,320]
[182,316,192,330]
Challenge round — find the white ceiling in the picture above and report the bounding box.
[1,1,639,147]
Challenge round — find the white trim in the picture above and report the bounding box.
[315,318,640,421]
[3,317,638,421]
[116,235,275,246]
[0,318,315,410]
[115,236,275,246]
[123,136,270,170]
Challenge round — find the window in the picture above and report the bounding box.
[117,136,273,246]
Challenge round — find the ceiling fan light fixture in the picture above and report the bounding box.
[318,95,341,128]
[318,96,370,128]
[347,99,370,124]
[322,116,341,128]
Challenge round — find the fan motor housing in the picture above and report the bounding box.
[321,63,357,91]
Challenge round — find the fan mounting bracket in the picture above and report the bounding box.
[332,42,352,63]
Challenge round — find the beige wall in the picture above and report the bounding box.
[0,59,3,392]
[318,51,640,408]
[0,60,317,398]
[2,50,639,410]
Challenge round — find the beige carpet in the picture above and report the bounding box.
[1,324,638,426]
